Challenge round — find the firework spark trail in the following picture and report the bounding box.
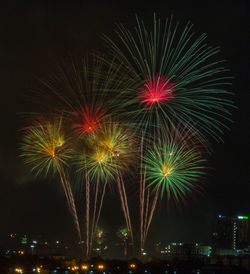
[85,174,90,258]
[52,155,81,246]
[144,187,160,245]
[64,175,82,243]
[88,176,108,257]
[119,173,134,245]
[95,177,108,236]
[119,175,132,240]
[90,175,100,254]
[59,167,76,215]
[116,174,130,239]
[60,166,81,241]
[55,163,71,207]
[142,189,150,249]
[139,135,145,252]
[117,175,129,227]
[140,170,146,251]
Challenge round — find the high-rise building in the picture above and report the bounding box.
[213,215,232,249]
[213,215,249,251]
[232,216,248,250]
[158,242,212,258]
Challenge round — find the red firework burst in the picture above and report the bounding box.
[72,105,107,136]
[138,75,174,108]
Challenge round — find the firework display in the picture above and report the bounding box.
[19,14,234,258]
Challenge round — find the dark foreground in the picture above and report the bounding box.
[1,254,250,274]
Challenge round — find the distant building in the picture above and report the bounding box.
[213,215,249,252]
[159,242,212,258]
[213,215,232,249]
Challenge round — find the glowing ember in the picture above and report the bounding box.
[162,166,172,177]
[138,75,174,108]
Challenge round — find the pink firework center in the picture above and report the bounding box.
[72,105,107,135]
[138,75,174,108]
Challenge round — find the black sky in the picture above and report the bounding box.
[0,0,249,256]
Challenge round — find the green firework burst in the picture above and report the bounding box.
[144,127,207,202]
[103,14,234,141]
[117,227,130,239]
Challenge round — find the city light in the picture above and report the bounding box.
[82,265,88,270]
[129,263,136,269]
[21,237,27,244]
[238,216,248,220]
[98,264,104,269]
[15,268,23,273]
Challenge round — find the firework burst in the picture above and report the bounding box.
[144,127,207,203]
[73,119,135,257]
[138,74,174,108]
[75,120,135,181]
[32,53,132,121]
[20,116,81,242]
[104,14,234,140]
[20,117,72,176]
[71,104,107,136]
[138,125,208,252]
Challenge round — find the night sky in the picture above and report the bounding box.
[0,0,249,256]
